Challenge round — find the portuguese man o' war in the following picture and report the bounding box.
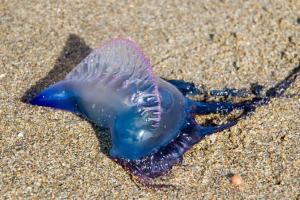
[30,38,300,180]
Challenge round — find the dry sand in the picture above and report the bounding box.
[1,0,300,199]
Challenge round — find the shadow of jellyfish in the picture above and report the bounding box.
[21,34,92,103]
[21,34,112,155]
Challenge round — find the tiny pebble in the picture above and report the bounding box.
[17,132,24,138]
[231,174,243,186]
[0,73,6,79]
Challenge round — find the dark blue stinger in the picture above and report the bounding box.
[30,81,79,113]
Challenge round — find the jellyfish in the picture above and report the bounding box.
[30,38,299,180]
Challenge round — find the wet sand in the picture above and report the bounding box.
[1,1,299,199]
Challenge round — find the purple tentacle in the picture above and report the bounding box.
[113,119,238,179]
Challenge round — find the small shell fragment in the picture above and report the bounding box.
[231,174,243,186]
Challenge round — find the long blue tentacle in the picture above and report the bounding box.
[167,79,261,97]
[189,100,251,115]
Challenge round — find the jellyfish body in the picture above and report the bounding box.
[30,38,299,180]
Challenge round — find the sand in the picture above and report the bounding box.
[1,0,299,199]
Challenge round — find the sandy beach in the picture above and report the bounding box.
[1,0,299,199]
